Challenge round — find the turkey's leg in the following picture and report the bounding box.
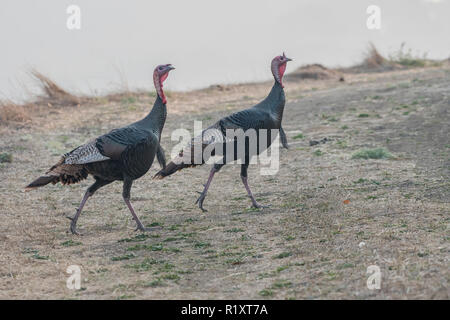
[195,164,223,212]
[240,164,268,209]
[122,178,147,232]
[68,179,111,235]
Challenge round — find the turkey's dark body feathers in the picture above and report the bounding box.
[154,82,286,179]
[27,97,166,189]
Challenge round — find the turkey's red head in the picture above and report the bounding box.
[153,64,175,104]
[271,52,292,88]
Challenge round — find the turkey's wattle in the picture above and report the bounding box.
[154,53,292,211]
[26,64,175,234]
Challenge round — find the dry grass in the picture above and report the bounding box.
[0,65,448,299]
[345,43,446,74]
[286,64,344,81]
[0,101,31,125]
[1,44,442,127]
[344,43,402,73]
[1,70,83,127]
[364,43,390,69]
[30,70,81,107]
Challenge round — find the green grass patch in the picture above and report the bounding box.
[125,258,162,272]
[121,96,137,105]
[276,265,291,273]
[61,240,82,247]
[32,253,49,260]
[163,237,180,242]
[293,133,304,140]
[272,280,293,289]
[313,149,323,156]
[351,148,393,160]
[194,241,211,249]
[0,153,12,163]
[336,140,347,148]
[168,224,180,231]
[226,258,244,265]
[111,253,136,261]
[118,234,151,243]
[126,244,163,252]
[259,289,274,297]
[144,279,165,287]
[337,263,355,269]
[388,43,433,67]
[146,221,163,227]
[273,252,292,259]
[162,273,180,281]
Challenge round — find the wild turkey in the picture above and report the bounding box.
[154,53,292,211]
[26,64,175,234]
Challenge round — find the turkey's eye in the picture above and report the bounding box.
[159,66,163,70]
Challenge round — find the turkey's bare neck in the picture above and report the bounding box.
[140,96,167,138]
[260,81,285,123]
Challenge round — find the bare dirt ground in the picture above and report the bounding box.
[0,65,448,299]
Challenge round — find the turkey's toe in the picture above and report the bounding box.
[69,223,81,236]
[252,202,270,209]
[195,194,208,212]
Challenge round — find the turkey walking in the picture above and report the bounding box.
[154,53,291,211]
[26,64,175,234]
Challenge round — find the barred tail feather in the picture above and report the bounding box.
[153,140,210,179]
[153,161,196,179]
[26,160,89,190]
[25,175,59,190]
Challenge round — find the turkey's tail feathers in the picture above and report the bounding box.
[154,130,219,179]
[25,175,59,190]
[153,145,206,179]
[153,161,198,179]
[25,158,89,190]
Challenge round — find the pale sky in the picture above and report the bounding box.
[1,0,449,101]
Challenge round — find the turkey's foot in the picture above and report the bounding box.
[66,215,82,235]
[251,201,270,209]
[195,191,208,212]
[194,167,218,212]
[241,175,268,210]
[133,220,147,232]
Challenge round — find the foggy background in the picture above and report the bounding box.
[1,0,449,102]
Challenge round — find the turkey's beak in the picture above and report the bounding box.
[285,57,293,62]
[168,65,175,71]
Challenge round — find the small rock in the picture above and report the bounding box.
[359,242,366,248]
[309,137,331,146]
